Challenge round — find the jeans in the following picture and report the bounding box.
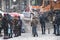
[41,23,45,34]
[56,24,60,35]
[32,25,38,36]
[8,29,12,38]
[53,24,57,34]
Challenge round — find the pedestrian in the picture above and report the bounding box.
[0,14,2,36]
[13,16,19,37]
[31,16,38,37]
[45,16,50,34]
[52,14,56,35]
[2,14,8,39]
[55,10,60,36]
[39,14,46,34]
[7,14,13,38]
[17,16,22,36]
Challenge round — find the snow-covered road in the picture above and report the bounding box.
[0,31,60,40]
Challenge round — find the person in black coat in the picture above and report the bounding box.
[39,14,46,34]
[55,10,60,36]
[17,16,22,36]
[7,14,13,38]
[2,14,8,38]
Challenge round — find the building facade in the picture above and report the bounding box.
[1,0,60,12]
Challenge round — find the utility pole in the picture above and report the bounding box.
[0,0,2,10]
[6,0,10,13]
[42,0,45,8]
[10,0,12,9]
[19,0,21,13]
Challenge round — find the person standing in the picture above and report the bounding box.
[7,14,13,38]
[31,16,38,37]
[17,16,22,36]
[13,16,19,37]
[2,14,9,39]
[52,14,56,35]
[39,14,46,34]
[55,11,60,36]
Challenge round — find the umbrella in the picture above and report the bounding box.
[9,12,20,17]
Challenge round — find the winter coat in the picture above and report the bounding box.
[55,14,60,25]
[39,14,45,24]
[31,17,38,27]
[2,17,8,29]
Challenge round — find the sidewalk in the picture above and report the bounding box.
[0,29,60,40]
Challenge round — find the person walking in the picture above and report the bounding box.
[55,11,60,36]
[2,14,9,39]
[7,14,13,38]
[52,14,56,35]
[39,14,46,34]
[17,16,22,36]
[31,16,38,37]
[13,16,19,37]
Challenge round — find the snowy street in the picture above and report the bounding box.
[0,0,60,40]
[0,29,60,40]
[0,22,60,40]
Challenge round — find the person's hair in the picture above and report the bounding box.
[18,16,20,18]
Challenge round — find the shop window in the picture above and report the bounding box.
[31,0,43,6]
[44,0,50,6]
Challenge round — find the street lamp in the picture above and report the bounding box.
[13,0,16,2]
[54,0,57,3]
[54,0,57,2]
[13,0,17,5]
